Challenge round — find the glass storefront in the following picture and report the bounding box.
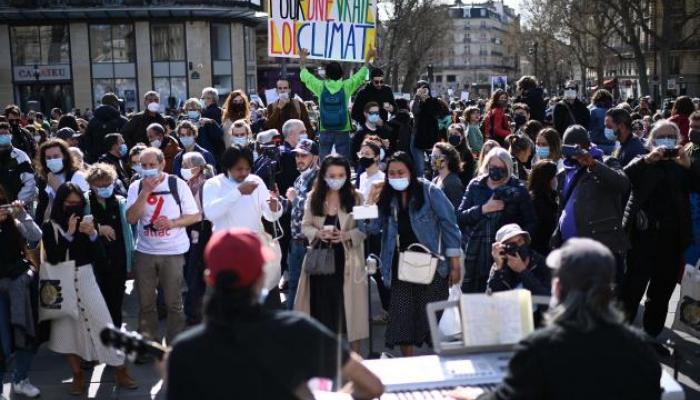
[10,25,73,114]
[151,23,187,112]
[211,23,232,99]
[89,24,138,111]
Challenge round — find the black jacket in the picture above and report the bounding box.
[481,322,661,400]
[530,191,558,256]
[486,251,550,295]
[387,110,413,154]
[202,103,223,125]
[412,96,443,150]
[120,111,166,148]
[98,152,129,191]
[350,84,396,124]
[553,99,590,136]
[552,158,630,253]
[623,157,697,249]
[84,105,128,163]
[514,88,546,123]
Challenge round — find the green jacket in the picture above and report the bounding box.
[300,66,368,132]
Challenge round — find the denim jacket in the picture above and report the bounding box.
[358,179,462,287]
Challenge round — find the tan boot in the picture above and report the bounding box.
[70,371,85,396]
[115,366,138,390]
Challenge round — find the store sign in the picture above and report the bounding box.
[267,0,377,63]
[13,65,71,82]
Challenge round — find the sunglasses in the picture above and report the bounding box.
[373,80,384,85]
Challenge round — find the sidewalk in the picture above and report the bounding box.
[3,281,699,399]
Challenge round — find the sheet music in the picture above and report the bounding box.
[459,289,534,347]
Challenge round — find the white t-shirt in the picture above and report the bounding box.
[45,170,89,197]
[358,170,385,205]
[126,174,199,255]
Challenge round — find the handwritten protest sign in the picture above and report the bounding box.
[268,0,377,63]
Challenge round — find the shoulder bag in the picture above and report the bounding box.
[395,207,444,284]
[38,222,78,321]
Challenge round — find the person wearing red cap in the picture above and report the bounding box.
[166,228,384,400]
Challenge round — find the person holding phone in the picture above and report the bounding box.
[295,155,367,353]
[621,120,698,339]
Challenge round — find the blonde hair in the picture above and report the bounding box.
[183,97,202,111]
[176,120,198,136]
[86,162,118,184]
[479,147,513,178]
[229,119,252,137]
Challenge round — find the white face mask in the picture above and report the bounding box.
[147,102,160,113]
[564,89,577,100]
[181,167,195,181]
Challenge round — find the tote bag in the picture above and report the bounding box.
[672,259,700,338]
[38,223,78,321]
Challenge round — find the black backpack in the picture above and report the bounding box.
[138,175,181,214]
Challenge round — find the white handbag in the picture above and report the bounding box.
[672,259,700,338]
[398,242,443,284]
[38,223,78,321]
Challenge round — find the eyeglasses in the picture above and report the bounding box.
[373,80,384,85]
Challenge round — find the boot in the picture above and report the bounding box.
[115,366,138,390]
[70,371,85,396]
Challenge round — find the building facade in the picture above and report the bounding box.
[0,0,263,115]
[430,0,519,98]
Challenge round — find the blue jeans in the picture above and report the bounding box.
[0,294,33,383]
[286,240,308,310]
[410,136,426,178]
[319,130,351,160]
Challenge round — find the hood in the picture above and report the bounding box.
[94,104,121,121]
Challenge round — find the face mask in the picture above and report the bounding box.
[0,134,11,146]
[119,143,128,157]
[689,129,700,145]
[488,166,507,181]
[141,167,160,178]
[150,139,162,148]
[199,99,207,109]
[325,177,346,191]
[514,114,527,127]
[132,165,143,176]
[536,146,550,159]
[448,135,462,146]
[181,167,194,181]
[64,205,84,218]
[388,177,410,191]
[96,185,114,199]
[654,137,677,149]
[278,92,289,100]
[431,156,444,171]
[497,100,507,107]
[180,136,195,148]
[147,102,160,113]
[379,148,386,161]
[46,158,64,173]
[358,157,375,169]
[299,133,309,142]
[33,135,42,143]
[367,113,381,124]
[564,89,577,100]
[233,136,249,147]
[604,128,617,142]
[187,111,201,121]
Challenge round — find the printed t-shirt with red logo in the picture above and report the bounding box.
[126,175,199,255]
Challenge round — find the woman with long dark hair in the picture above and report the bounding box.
[222,90,252,140]
[0,184,42,398]
[446,124,476,183]
[361,151,462,356]
[43,183,136,395]
[527,160,559,256]
[295,155,368,352]
[482,89,512,146]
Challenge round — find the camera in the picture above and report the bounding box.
[562,144,585,159]
[662,147,679,159]
[503,242,519,256]
[493,186,519,202]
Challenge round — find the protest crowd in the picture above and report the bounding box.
[1,43,700,400]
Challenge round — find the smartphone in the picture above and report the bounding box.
[82,215,94,224]
[323,225,336,232]
[562,144,585,158]
[662,147,679,158]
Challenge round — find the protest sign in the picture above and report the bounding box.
[268,0,377,63]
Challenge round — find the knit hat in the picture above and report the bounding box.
[101,93,120,110]
[370,68,384,79]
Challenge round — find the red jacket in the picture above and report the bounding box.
[483,107,512,140]
[669,114,690,145]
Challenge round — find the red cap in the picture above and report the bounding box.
[204,228,276,288]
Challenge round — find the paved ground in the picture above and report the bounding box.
[2,279,699,399]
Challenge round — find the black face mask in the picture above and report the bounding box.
[514,114,527,127]
[448,135,462,146]
[489,166,507,181]
[231,103,246,113]
[690,129,700,145]
[358,157,375,169]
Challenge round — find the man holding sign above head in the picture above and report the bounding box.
[299,47,376,160]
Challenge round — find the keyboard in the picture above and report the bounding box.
[380,383,498,399]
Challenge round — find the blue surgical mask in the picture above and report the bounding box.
[187,111,201,121]
[388,177,410,191]
[604,128,617,142]
[141,167,160,178]
[46,158,64,173]
[536,145,550,159]
[96,185,114,199]
[299,133,309,142]
[119,143,128,157]
[367,113,381,124]
[0,134,11,146]
[132,165,143,176]
[325,177,346,191]
[654,137,677,149]
[233,137,249,147]
[180,136,195,148]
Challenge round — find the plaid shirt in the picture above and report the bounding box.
[285,166,319,240]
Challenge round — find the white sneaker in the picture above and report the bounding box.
[13,378,41,398]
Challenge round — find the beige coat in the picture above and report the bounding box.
[294,195,369,342]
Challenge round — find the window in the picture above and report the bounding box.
[11,25,70,66]
[211,23,232,98]
[435,75,443,83]
[244,27,257,92]
[151,24,187,112]
[447,75,456,83]
[89,24,137,110]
